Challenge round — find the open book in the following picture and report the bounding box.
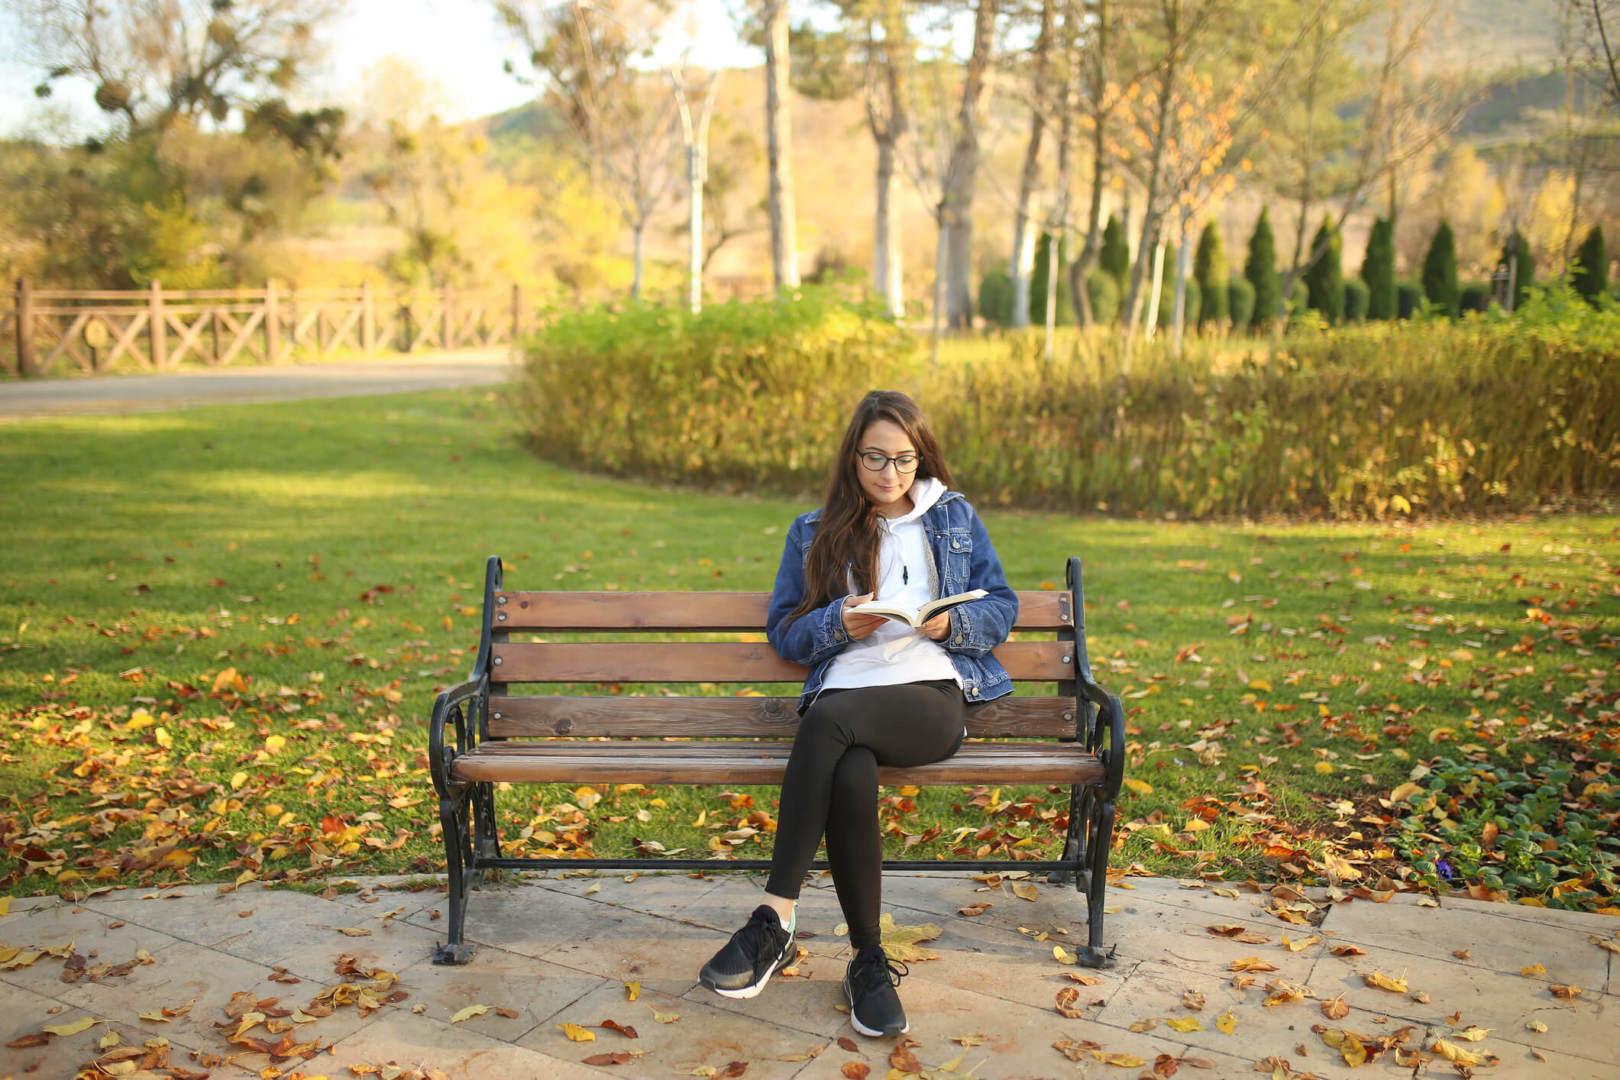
[851,589,988,629]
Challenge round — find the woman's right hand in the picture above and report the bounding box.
[841,593,886,640]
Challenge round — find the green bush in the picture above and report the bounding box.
[1459,282,1491,313]
[1572,225,1607,305]
[1085,269,1120,326]
[516,287,914,490]
[1030,232,1074,327]
[1303,217,1344,325]
[1245,207,1280,329]
[1155,265,1200,330]
[1194,220,1229,329]
[1342,278,1369,322]
[979,267,1013,327]
[1423,219,1460,318]
[1227,277,1255,330]
[1361,215,1397,320]
[1397,282,1422,319]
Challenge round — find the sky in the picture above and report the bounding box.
[0,0,761,139]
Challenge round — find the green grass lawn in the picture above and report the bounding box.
[1,387,1615,911]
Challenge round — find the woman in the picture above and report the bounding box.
[697,389,1018,1038]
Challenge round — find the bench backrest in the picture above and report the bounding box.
[473,556,1093,742]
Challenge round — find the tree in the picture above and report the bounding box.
[1099,214,1130,296]
[941,0,999,331]
[1006,0,1059,329]
[1500,228,1535,310]
[1568,0,1620,113]
[1193,220,1228,328]
[1572,224,1607,304]
[1302,216,1343,323]
[763,0,801,291]
[1421,218,1459,317]
[1244,206,1279,328]
[14,0,345,135]
[1029,231,1073,327]
[1361,215,1397,319]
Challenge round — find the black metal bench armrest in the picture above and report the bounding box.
[429,674,488,799]
[1079,677,1126,802]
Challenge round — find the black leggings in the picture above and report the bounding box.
[765,679,966,951]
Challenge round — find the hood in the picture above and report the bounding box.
[889,475,946,524]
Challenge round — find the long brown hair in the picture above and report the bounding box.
[786,390,954,623]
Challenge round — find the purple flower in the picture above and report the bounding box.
[1436,859,1454,882]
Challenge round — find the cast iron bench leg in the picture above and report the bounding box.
[433,787,478,965]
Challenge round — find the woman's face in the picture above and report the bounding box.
[854,419,918,517]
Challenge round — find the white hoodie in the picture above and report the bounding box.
[821,476,962,692]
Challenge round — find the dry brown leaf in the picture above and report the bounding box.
[1129,1018,1157,1032]
[950,1033,987,1047]
[1321,995,1349,1020]
[1549,984,1582,1001]
[1521,962,1548,978]
[958,902,992,917]
[1065,972,1105,985]
[1054,987,1086,1018]
[1452,948,1471,960]
[1053,1037,1101,1062]
[1011,881,1040,902]
[1228,956,1278,972]
[583,1051,640,1066]
[1263,983,1304,1007]
[1181,989,1205,1010]
[1329,943,1367,956]
[600,1018,639,1038]
[840,1065,870,1080]
[889,1042,921,1073]
[1589,935,1620,955]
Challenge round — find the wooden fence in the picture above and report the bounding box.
[4,280,533,377]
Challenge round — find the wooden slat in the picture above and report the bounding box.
[494,590,1071,631]
[449,741,1104,786]
[487,695,1078,739]
[491,640,1074,684]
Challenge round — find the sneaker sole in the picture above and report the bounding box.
[844,979,909,1037]
[701,942,794,1000]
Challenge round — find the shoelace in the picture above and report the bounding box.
[850,947,908,990]
[732,910,784,958]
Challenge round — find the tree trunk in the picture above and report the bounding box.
[1069,0,1109,326]
[1123,1,1179,333]
[1009,0,1056,329]
[874,135,905,317]
[1172,206,1190,352]
[942,0,998,331]
[631,222,645,300]
[764,0,800,291]
[868,9,909,320]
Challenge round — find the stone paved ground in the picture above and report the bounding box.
[2,871,1616,1079]
[0,349,515,421]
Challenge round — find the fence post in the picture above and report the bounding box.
[15,278,34,377]
[361,280,375,354]
[265,280,280,363]
[148,280,167,371]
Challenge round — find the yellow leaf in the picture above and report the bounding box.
[1453,1026,1491,1042]
[1053,945,1075,965]
[1248,679,1272,692]
[1011,882,1040,902]
[230,771,248,790]
[1362,971,1409,993]
[0,896,9,916]
[264,735,286,753]
[1092,1052,1146,1067]
[1166,1017,1202,1032]
[1282,934,1321,952]
[1313,761,1334,775]
[1521,962,1548,978]
[651,1010,680,1023]
[153,727,172,749]
[624,980,641,1001]
[877,912,943,962]
[99,1030,120,1048]
[574,786,602,809]
[1526,1019,1548,1033]
[1430,1038,1486,1065]
[1122,778,1153,796]
[126,710,156,731]
[42,1016,98,1036]
[449,1004,489,1023]
[1340,1036,1367,1067]
[212,667,245,693]
[1215,1011,1236,1034]
[1388,781,1424,802]
[138,1010,170,1022]
[557,1021,596,1042]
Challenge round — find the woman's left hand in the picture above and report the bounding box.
[921,612,951,642]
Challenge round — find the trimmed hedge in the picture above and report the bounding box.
[518,288,1620,518]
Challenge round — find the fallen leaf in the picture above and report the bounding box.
[1281,934,1320,952]
[449,1004,489,1024]
[1227,957,1278,972]
[624,980,641,1001]
[1521,962,1548,978]
[651,1009,680,1024]
[1321,995,1349,1020]
[42,1016,97,1036]
[1526,1019,1548,1033]
[1129,1018,1157,1032]
[1215,1011,1237,1034]
[1329,944,1367,956]
[600,1019,638,1038]
[1166,1017,1202,1032]
[1431,1038,1489,1066]
[583,1051,638,1066]
[557,1022,596,1042]
[951,1033,987,1047]
[958,902,992,916]
[1453,1026,1491,1042]
[1180,990,1205,1010]
[877,913,943,963]
[1011,881,1040,902]
[840,1065,870,1080]
[1263,983,1304,1007]
[1094,1051,1146,1067]
[889,1043,921,1073]
[1549,984,1582,1001]
[1362,971,1409,993]
[1065,972,1105,985]
[1054,987,1086,1018]
[1452,948,1471,960]
[1122,778,1153,796]
[1053,1037,1101,1061]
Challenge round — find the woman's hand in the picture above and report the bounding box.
[841,593,886,640]
[921,612,951,642]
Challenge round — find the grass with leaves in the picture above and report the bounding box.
[0,387,1615,910]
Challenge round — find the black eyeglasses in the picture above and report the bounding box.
[858,451,919,474]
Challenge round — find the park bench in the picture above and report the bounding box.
[427,555,1125,968]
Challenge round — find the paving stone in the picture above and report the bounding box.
[1476,1031,1620,1080]
[81,883,348,950]
[0,981,193,1080]
[322,880,445,923]
[521,977,828,1079]
[50,939,372,1055]
[0,902,183,1000]
[1436,894,1620,935]
[390,946,606,1044]
[250,913,447,984]
[1318,892,1612,989]
[1311,947,1620,1070]
[319,1007,603,1079]
[1103,896,1320,983]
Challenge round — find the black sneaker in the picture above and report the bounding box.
[699,905,796,999]
[844,944,909,1037]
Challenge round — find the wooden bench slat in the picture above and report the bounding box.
[449,741,1104,786]
[486,695,1078,739]
[493,590,1073,631]
[491,640,1075,683]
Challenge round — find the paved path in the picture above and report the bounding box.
[0,350,517,422]
[1,872,1614,1079]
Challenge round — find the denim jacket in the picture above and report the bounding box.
[765,490,1018,713]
